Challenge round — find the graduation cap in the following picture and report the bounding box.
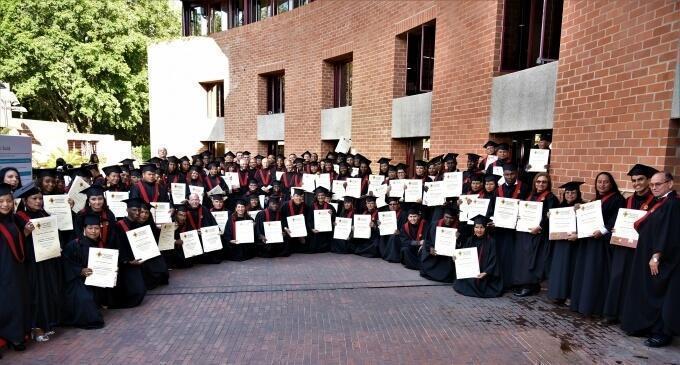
[201,150,211,157]
[140,164,157,173]
[559,181,585,191]
[483,141,498,148]
[248,178,258,185]
[407,206,422,215]
[470,174,484,182]
[627,164,658,178]
[254,154,265,160]
[291,188,305,196]
[271,180,282,186]
[313,186,330,195]
[224,151,236,158]
[234,198,248,206]
[502,163,518,172]
[207,162,220,169]
[325,152,336,160]
[466,153,481,161]
[484,174,501,183]
[248,195,260,201]
[377,157,392,164]
[189,165,202,173]
[146,157,162,164]
[242,151,251,156]
[102,165,122,176]
[15,183,41,199]
[414,160,427,167]
[363,194,377,203]
[387,165,397,172]
[167,156,179,164]
[338,162,349,168]
[343,196,355,203]
[120,165,130,173]
[173,204,188,212]
[119,158,136,165]
[429,155,443,166]
[301,151,311,157]
[470,214,492,226]
[210,193,226,201]
[353,153,364,161]
[191,154,201,161]
[497,143,510,151]
[309,161,319,166]
[131,169,142,177]
[81,185,106,198]
[267,196,280,204]
[396,163,408,171]
[71,166,91,178]
[122,197,144,208]
[442,206,459,216]
[443,153,458,162]
[322,158,334,164]
[0,183,12,197]
[34,168,57,179]
[82,213,101,226]
[179,156,190,163]
[293,158,304,164]
[386,196,401,203]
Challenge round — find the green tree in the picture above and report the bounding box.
[0,0,180,145]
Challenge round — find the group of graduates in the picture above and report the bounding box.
[0,140,678,357]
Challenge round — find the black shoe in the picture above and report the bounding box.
[8,342,26,351]
[514,288,532,297]
[644,334,672,348]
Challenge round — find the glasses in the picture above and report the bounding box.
[649,181,669,188]
[536,180,549,184]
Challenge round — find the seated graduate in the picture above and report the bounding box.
[74,185,116,248]
[331,196,356,254]
[399,206,428,270]
[169,204,196,268]
[306,186,336,253]
[61,213,106,330]
[184,192,221,264]
[224,199,256,261]
[254,196,290,258]
[280,188,308,253]
[420,206,459,283]
[454,215,503,298]
[136,202,169,289]
[110,198,147,309]
[268,180,289,203]
[379,196,407,262]
[354,195,381,258]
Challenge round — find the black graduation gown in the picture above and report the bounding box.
[453,235,503,298]
[419,219,457,283]
[491,182,530,289]
[254,208,291,257]
[547,202,581,302]
[60,236,105,329]
[379,209,407,262]
[331,210,355,254]
[621,191,680,335]
[0,214,30,343]
[306,202,336,253]
[399,220,428,270]
[136,218,169,289]
[17,209,63,332]
[354,210,381,258]
[171,223,197,269]
[43,192,76,247]
[129,180,169,203]
[570,192,625,316]
[186,205,222,264]
[224,214,256,261]
[74,207,117,250]
[280,200,309,253]
[110,219,147,308]
[512,192,560,286]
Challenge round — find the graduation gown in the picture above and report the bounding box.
[16,209,63,332]
[254,208,290,257]
[570,192,625,316]
[419,219,457,283]
[306,202,336,253]
[61,236,105,329]
[547,202,581,301]
[74,207,117,250]
[224,214,256,261]
[110,218,147,308]
[492,181,530,289]
[0,214,30,343]
[186,205,222,264]
[399,219,428,270]
[453,235,503,298]
[354,209,381,258]
[621,191,680,335]
[129,180,169,203]
[379,209,407,262]
[331,209,355,254]
[135,217,169,289]
[280,200,309,253]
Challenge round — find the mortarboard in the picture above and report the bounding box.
[627,164,658,179]
[82,213,101,226]
[377,157,392,164]
[81,185,106,198]
[483,141,498,148]
[470,214,492,226]
[497,143,510,151]
[558,181,585,191]
[466,153,481,161]
[102,165,122,176]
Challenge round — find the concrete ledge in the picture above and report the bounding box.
[391,92,431,138]
[321,106,351,140]
[257,113,285,141]
[490,62,558,133]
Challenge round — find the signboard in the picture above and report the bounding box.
[0,135,32,186]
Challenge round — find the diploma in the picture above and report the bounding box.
[610,208,646,248]
[331,179,346,200]
[43,194,73,231]
[67,176,90,213]
[335,137,351,153]
[351,167,359,177]
[314,209,333,232]
[443,172,463,197]
[389,179,405,198]
[85,247,118,288]
[286,214,307,237]
[527,149,550,172]
[275,171,284,181]
[576,200,605,239]
[301,174,317,192]
[492,166,504,177]
[158,223,176,251]
[434,226,457,257]
[353,214,371,239]
[345,178,362,198]
[180,230,203,258]
[465,197,490,225]
[223,172,241,190]
[258,195,266,209]
[333,164,339,175]
[485,155,498,169]
[171,183,187,203]
[125,225,161,262]
[263,221,284,243]
[454,247,481,279]
[207,185,226,197]
[247,210,261,220]
[317,173,331,190]
[150,202,172,224]
[424,181,445,206]
[330,202,339,212]
[200,225,223,252]
[211,211,229,234]
[404,179,423,202]
[548,207,577,240]
[333,217,352,240]
[516,201,543,233]
[235,220,254,243]
[492,197,519,229]
[30,216,61,262]
[105,191,129,218]
[368,174,385,186]
[368,184,388,208]
[378,211,397,236]
[188,185,204,198]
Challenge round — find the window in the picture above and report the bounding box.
[202,81,225,118]
[267,74,285,114]
[68,140,98,158]
[230,0,245,28]
[500,0,563,72]
[250,0,271,22]
[209,2,229,33]
[186,4,209,36]
[405,21,436,96]
[276,0,290,14]
[333,61,352,108]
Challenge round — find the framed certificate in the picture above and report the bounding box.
[286,214,307,238]
[434,227,457,257]
[125,225,161,262]
[548,207,576,240]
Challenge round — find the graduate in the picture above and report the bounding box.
[306,187,336,253]
[621,172,679,347]
[74,185,116,249]
[420,207,458,283]
[110,198,147,309]
[377,157,391,177]
[478,140,498,172]
[254,158,274,191]
[280,189,308,253]
[224,199,256,261]
[0,183,29,352]
[331,196,356,254]
[485,143,510,175]
[165,156,185,185]
[280,159,301,193]
[463,153,481,189]
[204,162,228,195]
[185,193,221,264]
[136,202,169,289]
[101,165,125,191]
[378,197,407,262]
[0,167,22,192]
[353,195,381,258]
[254,197,290,257]
[60,213,106,330]
[15,184,62,342]
[570,172,625,317]
[453,215,503,298]
[399,207,428,270]
[547,181,584,305]
[169,204,196,268]
[129,164,169,204]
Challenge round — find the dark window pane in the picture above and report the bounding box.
[231,0,244,27]
[540,0,563,62]
[251,0,270,22]
[405,29,422,96]
[292,0,308,8]
[420,24,435,92]
[216,82,224,117]
[267,75,285,114]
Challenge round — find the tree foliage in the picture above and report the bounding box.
[0,0,180,145]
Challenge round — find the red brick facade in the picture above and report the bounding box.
[211,0,679,196]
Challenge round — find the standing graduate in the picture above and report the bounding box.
[621,172,679,348]
[379,196,407,262]
[281,189,308,253]
[280,159,301,194]
[254,197,290,257]
[225,199,256,261]
[420,207,458,283]
[306,187,336,253]
[110,198,147,309]
[353,195,381,258]
[454,215,503,298]
[478,141,498,172]
[485,143,511,175]
[399,207,428,270]
[331,196,356,254]
[547,181,584,305]
[570,172,625,317]
[602,164,658,325]
[60,213,106,330]
[129,164,169,204]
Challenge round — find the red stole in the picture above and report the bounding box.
[186,208,204,231]
[598,191,616,204]
[136,181,159,203]
[498,181,522,198]
[313,202,329,210]
[205,175,217,190]
[257,169,272,186]
[238,170,249,187]
[529,190,550,202]
[634,194,675,231]
[343,208,354,219]
[288,200,304,216]
[627,191,654,211]
[264,208,281,222]
[364,209,378,222]
[0,217,24,262]
[403,220,425,240]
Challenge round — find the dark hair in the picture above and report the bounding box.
[560,189,584,207]
[0,167,22,190]
[594,171,620,199]
[531,172,552,195]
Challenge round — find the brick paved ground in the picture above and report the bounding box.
[4,253,679,364]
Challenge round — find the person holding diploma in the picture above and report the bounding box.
[570,172,624,317]
[204,162,228,204]
[129,164,169,205]
[184,193,221,264]
[547,181,584,305]
[478,141,498,172]
[110,198,147,309]
[15,184,63,343]
[485,143,511,176]
[280,189,308,254]
[101,165,125,192]
[454,215,502,298]
[305,187,336,253]
[420,207,459,283]
[224,199,256,261]
[169,204,197,268]
[379,197,407,262]
[463,153,481,189]
[136,203,169,289]
[621,172,679,348]
[602,164,658,325]
[279,159,301,195]
[61,213,105,330]
[354,195,381,258]
[399,207,428,270]
[331,196,356,254]
[74,185,116,250]
[254,197,290,258]
[512,172,560,297]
